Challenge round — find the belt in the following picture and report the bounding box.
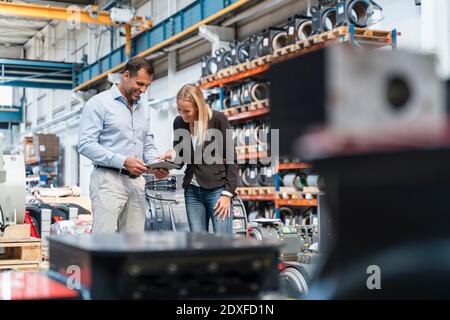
[95,165,139,179]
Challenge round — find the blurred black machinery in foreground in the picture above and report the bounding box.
[269,45,450,299]
[48,232,281,299]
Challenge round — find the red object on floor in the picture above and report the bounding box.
[0,271,80,300]
[24,211,40,238]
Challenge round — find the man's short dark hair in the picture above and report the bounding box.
[124,57,154,77]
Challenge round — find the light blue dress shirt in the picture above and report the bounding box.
[78,84,159,169]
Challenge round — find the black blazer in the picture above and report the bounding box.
[173,110,238,195]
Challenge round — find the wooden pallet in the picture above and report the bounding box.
[216,68,228,79]
[273,43,300,58]
[223,106,239,117]
[254,187,275,195]
[303,186,320,194]
[250,55,273,68]
[276,190,304,200]
[353,27,392,38]
[245,102,258,112]
[236,145,259,155]
[224,99,269,116]
[0,237,42,271]
[297,26,347,50]
[236,187,254,196]
[236,187,275,196]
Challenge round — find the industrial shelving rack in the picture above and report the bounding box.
[198,24,400,218]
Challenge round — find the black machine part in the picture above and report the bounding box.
[231,197,249,237]
[257,165,275,187]
[219,48,235,69]
[238,122,257,146]
[232,127,243,147]
[249,34,265,59]
[0,203,6,232]
[279,261,312,298]
[260,27,288,56]
[146,176,177,191]
[336,0,383,28]
[241,82,269,105]
[278,206,296,225]
[229,86,242,107]
[242,165,259,187]
[321,5,337,31]
[25,203,74,237]
[249,222,307,257]
[53,203,89,216]
[310,6,322,35]
[235,39,252,64]
[253,122,270,147]
[144,192,177,232]
[309,148,450,299]
[201,55,210,76]
[206,56,220,75]
[286,15,313,44]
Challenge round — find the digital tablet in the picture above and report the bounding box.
[146,160,182,171]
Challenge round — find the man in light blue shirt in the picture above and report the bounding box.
[78,56,168,233]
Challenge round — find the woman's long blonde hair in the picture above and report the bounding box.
[177,84,212,145]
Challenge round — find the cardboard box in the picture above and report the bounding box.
[33,134,60,161]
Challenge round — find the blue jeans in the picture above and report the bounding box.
[184,185,233,235]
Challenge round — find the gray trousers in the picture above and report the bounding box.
[89,168,147,233]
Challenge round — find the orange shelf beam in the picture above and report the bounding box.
[275,199,318,207]
[200,64,270,89]
[238,194,275,201]
[278,163,312,171]
[226,107,270,122]
[236,151,269,161]
[25,159,39,165]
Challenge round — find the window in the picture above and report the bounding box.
[0,86,13,106]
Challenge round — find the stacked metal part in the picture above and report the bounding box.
[311,0,383,34]
[145,175,177,191]
[231,197,249,237]
[201,1,383,78]
[281,172,325,191]
[238,164,275,188]
[248,218,320,299]
[232,120,270,150]
[207,81,269,110]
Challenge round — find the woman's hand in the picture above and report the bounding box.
[159,150,176,161]
[151,168,169,179]
[214,195,231,221]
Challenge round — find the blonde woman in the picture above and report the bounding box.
[160,84,238,234]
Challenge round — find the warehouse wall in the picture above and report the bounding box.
[421,0,450,79]
[18,0,199,194]
[375,0,422,51]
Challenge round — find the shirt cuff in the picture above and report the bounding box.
[111,154,127,169]
[221,190,234,198]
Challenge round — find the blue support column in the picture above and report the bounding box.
[392,29,398,50]
[219,87,224,110]
[275,172,280,219]
[349,24,355,46]
[200,0,205,20]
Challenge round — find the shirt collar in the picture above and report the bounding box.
[110,84,141,107]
